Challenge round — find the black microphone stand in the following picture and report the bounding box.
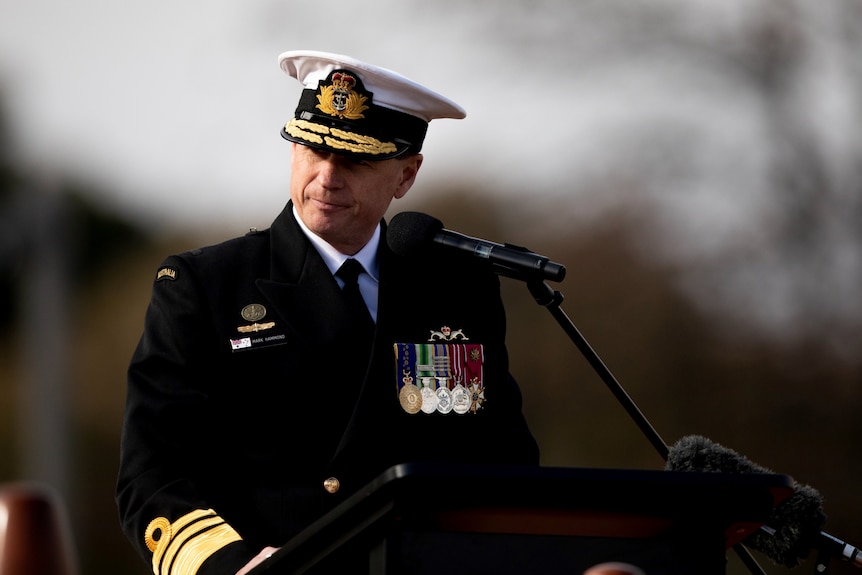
[517,274,769,575]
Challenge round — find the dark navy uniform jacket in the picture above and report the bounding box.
[116,202,539,575]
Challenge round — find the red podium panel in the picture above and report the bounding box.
[251,464,792,575]
[0,483,78,575]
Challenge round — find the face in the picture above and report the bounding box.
[290,143,423,255]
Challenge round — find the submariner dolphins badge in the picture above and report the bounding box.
[428,326,469,342]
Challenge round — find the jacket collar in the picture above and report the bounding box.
[256,202,393,344]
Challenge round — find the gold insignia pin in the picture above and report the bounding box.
[237,322,276,333]
[241,303,267,322]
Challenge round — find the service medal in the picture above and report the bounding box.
[451,383,471,415]
[469,379,486,413]
[435,385,453,414]
[399,383,422,414]
[419,377,438,414]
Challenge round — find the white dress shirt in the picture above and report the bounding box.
[292,206,380,322]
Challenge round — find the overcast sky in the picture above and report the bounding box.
[3,0,861,350]
[0,0,787,230]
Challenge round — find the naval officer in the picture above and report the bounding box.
[117,50,539,575]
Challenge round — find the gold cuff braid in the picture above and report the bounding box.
[145,509,242,575]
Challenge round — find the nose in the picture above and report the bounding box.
[315,155,345,190]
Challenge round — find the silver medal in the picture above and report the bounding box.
[435,386,453,414]
[419,377,438,414]
[451,383,471,415]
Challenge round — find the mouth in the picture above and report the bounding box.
[308,196,350,212]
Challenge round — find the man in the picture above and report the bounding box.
[116,50,539,575]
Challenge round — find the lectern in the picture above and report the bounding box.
[250,463,792,575]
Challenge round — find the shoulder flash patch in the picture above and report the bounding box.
[156,267,178,282]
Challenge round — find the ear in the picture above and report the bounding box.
[393,154,423,199]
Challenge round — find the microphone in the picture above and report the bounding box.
[387,211,566,282]
[667,435,861,569]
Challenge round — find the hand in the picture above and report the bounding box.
[583,563,645,575]
[235,546,280,575]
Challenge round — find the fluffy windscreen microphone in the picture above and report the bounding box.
[666,435,826,567]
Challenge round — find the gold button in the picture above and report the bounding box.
[323,477,340,494]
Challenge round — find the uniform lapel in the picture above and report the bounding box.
[254,203,348,345]
[255,204,396,465]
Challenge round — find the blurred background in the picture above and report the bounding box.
[1,0,860,573]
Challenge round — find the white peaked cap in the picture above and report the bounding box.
[278,50,466,122]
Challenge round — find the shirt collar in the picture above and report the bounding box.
[292,205,380,282]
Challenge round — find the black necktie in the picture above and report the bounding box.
[336,259,375,337]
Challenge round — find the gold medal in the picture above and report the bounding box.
[398,370,422,415]
[469,378,486,413]
[399,383,422,414]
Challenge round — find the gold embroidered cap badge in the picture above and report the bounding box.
[316,71,369,120]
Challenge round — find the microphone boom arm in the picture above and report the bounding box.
[817,532,862,573]
[524,278,768,575]
[525,280,669,459]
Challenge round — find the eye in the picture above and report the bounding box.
[350,158,373,168]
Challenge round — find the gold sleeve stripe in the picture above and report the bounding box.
[144,509,242,575]
[160,516,224,574]
[147,509,215,570]
[171,523,244,575]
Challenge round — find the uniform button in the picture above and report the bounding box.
[323,477,340,494]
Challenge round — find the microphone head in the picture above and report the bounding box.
[666,434,771,475]
[387,211,443,256]
[666,435,826,567]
